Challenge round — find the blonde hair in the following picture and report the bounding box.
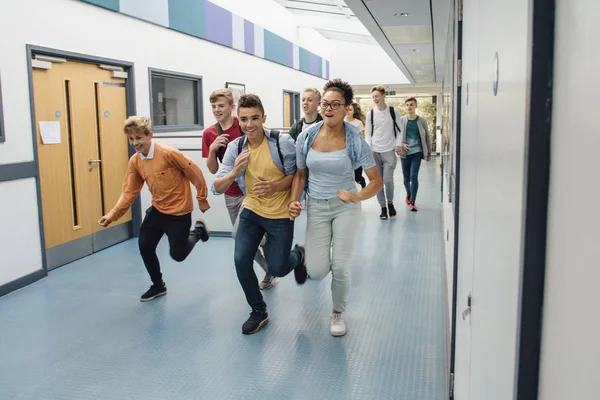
[303,87,322,102]
[123,116,151,135]
[371,85,386,95]
[209,88,234,105]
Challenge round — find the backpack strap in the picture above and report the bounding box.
[370,109,374,137]
[237,135,244,156]
[237,131,284,170]
[214,123,226,162]
[389,107,400,138]
[270,130,285,166]
[297,119,304,135]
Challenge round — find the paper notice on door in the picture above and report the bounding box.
[39,121,61,144]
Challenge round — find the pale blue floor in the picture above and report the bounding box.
[0,160,447,400]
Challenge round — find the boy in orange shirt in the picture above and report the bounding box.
[98,116,210,302]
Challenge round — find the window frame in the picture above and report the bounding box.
[148,68,204,133]
[0,73,5,143]
[283,89,301,128]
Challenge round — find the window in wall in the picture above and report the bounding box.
[149,69,203,132]
[0,74,5,143]
[283,90,300,128]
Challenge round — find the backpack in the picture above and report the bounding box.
[370,107,401,138]
[291,114,323,142]
[237,130,284,167]
[215,122,244,162]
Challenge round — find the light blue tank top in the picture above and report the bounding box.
[306,149,357,199]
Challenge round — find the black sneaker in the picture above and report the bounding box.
[293,245,308,285]
[191,220,210,243]
[242,309,269,334]
[140,283,167,302]
[388,203,397,218]
[379,207,388,220]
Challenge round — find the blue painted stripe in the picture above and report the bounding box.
[80,0,119,11]
[264,30,289,67]
[299,47,311,74]
[168,0,205,39]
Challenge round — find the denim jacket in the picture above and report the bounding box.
[296,121,376,171]
[211,128,297,196]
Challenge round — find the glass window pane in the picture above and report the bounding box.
[151,75,198,127]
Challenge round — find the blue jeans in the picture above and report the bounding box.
[401,152,423,203]
[234,208,301,311]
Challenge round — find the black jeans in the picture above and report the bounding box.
[234,208,301,311]
[139,206,195,286]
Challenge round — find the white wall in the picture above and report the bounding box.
[450,0,532,398]
[538,0,600,398]
[0,179,43,285]
[0,0,326,287]
[328,39,410,85]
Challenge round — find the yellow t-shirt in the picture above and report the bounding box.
[243,137,291,219]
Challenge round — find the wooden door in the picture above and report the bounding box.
[32,59,131,269]
[283,92,292,128]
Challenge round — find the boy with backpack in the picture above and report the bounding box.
[212,94,307,334]
[365,85,403,220]
[202,89,271,288]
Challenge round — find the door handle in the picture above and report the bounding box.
[88,159,101,172]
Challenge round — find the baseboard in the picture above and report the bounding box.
[0,269,47,298]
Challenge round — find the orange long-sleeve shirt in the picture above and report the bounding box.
[106,142,210,222]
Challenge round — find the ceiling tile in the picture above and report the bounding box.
[382,25,432,45]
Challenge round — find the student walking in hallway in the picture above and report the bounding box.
[397,97,431,212]
[212,94,307,335]
[289,88,322,141]
[98,116,210,302]
[365,86,402,219]
[290,79,382,336]
[202,89,272,289]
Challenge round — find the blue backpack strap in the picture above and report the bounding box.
[237,135,244,155]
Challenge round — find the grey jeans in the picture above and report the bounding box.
[306,196,361,313]
[373,150,397,207]
[225,195,268,273]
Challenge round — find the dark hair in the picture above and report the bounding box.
[323,79,354,106]
[405,97,418,105]
[238,94,265,115]
[351,102,366,125]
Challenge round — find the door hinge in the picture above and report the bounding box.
[458,0,463,22]
[450,372,455,398]
[457,59,462,88]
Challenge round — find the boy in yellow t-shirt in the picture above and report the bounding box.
[213,95,307,335]
[98,116,210,302]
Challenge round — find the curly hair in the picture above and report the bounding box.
[323,79,354,106]
[238,94,265,115]
[123,116,152,135]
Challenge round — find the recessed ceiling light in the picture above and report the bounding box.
[395,12,409,17]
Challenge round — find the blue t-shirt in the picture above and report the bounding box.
[406,119,422,155]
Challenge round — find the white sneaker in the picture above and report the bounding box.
[330,313,347,336]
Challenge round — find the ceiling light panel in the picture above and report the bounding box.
[382,25,432,45]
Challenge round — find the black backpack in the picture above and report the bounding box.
[370,107,401,138]
[237,130,284,166]
[215,122,244,162]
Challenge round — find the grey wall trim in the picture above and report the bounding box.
[148,67,204,133]
[93,222,132,252]
[46,235,93,271]
[0,73,5,143]
[0,269,47,298]
[25,45,140,270]
[0,161,37,182]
